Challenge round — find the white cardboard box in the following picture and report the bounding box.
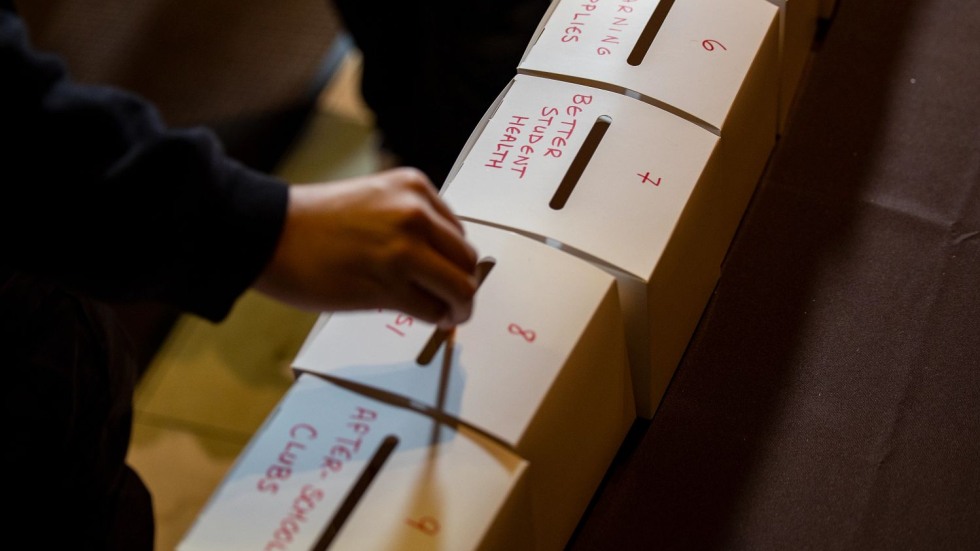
[766,0,820,131]
[518,0,779,141]
[178,373,531,551]
[293,221,634,550]
[441,74,759,418]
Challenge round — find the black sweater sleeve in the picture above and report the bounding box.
[0,10,289,322]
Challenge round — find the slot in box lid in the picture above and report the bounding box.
[442,74,719,284]
[178,374,530,551]
[518,0,778,132]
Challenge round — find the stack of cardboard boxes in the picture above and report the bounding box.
[180,0,831,548]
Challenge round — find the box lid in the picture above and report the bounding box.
[179,374,527,551]
[442,75,718,281]
[518,0,778,131]
[292,221,622,448]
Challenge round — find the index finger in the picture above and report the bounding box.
[404,169,468,235]
[410,197,479,275]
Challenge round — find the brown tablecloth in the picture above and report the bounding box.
[568,0,980,548]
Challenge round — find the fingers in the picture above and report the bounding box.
[384,282,461,329]
[415,200,479,275]
[384,168,479,326]
[392,167,466,234]
[257,167,481,328]
[399,244,478,328]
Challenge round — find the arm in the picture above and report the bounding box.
[0,9,286,321]
[1,10,477,326]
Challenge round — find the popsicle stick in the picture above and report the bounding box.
[416,257,497,366]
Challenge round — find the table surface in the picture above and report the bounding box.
[567,0,980,548]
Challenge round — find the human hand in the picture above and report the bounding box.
[254,168,479,328]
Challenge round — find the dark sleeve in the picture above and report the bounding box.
[0,10,289,322]
[332,0,549,186]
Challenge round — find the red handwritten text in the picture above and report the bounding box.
[263,484,325,550]
[486,94,593,180]
[485,114,531,178]
[257,423,318,495]
[260,406,380,550]
[561,0,601,43]
[597,0,642,55]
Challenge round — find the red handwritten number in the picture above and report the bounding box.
[508,323,537,343]
[385,313,414,337]
[405,516,440,535]
[702,39,727,52]
[637,171,662,186]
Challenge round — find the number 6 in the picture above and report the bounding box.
[702,39,727,52]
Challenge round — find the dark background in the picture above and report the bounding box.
[568,0,980,548]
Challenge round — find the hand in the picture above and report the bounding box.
[254,168,479,328]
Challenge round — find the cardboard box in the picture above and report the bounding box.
[178,374,531,551]
[518,0,779,142]
[293,221,634,550]
[766,0,821,132]
[441,74,758,418]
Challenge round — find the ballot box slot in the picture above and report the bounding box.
[312,434,400,550]
[549,115,612,210]
[627,0,676,66]
[416,257,497,366]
